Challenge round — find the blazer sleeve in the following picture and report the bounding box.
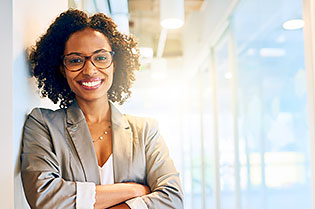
[141,119,184,209]
[20,108,95,209]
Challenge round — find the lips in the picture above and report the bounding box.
[77,78,103,90]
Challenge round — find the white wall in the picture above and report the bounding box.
[0,0,14,208]
[12,0,68,208]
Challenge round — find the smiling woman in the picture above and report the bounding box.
[29,9,139,108]
[21,9,183,209]
[61,28,115,103]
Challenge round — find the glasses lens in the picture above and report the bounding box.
[92,52,113,69]
[64,55,84,71]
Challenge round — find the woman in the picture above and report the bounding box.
[21,9,183,209]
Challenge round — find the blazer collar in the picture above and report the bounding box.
[66,100,100,184]
[66,100,85,125]
[110,102,130,129]
[66,100,133,183]
[110,102,133,182]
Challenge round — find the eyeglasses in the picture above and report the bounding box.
[62,49,115,72]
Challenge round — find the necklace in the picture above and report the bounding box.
[92,125,111,143]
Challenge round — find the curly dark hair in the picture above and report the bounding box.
[29,9,140,108]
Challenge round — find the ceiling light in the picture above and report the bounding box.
[282,19,304,30]
[160,0,185,29]
[160,19,184,30]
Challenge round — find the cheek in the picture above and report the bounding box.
[105,66,115,79]
[103,70,114,90]
[64,73,77,88]
[109,68,115,84]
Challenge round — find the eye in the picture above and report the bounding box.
[94,53,109,62]
[65,55,84,66]
[69,57,83,64]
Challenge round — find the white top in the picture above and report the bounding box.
[76,154,148,209]
[98,154,114,185]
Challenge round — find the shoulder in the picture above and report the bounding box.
[29,107,65,119]
[22,108,66,144]
[124,114,159,131]
[110,103,160,141]
[27,107,66,127]
[123,114,161,142]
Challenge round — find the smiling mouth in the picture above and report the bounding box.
[78,79,103,90]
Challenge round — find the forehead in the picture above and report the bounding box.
[64,28,112,54]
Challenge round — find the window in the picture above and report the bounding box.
[229,0,311,208]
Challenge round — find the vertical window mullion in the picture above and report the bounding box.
[228,27,241,209]
[199,74,206,209]
[303,1,315,209]
[210,48,221,209]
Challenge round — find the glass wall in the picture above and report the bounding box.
[122,0,311,208]
[229,0,311,209]
[213,34,237,209]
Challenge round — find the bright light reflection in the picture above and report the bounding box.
[160,18,184,29]
[139,47,153,58]
[224,72,232,80]
[260,48,286,57]
[249,152,305,188]
[282,19,304,30]
[151,72,166,80]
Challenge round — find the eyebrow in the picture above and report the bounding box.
[64,49,110,56]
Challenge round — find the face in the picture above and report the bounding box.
[61,28,114,103]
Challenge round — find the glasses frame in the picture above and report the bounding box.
[62,49,115,72]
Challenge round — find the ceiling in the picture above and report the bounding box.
[128,0,205,58]
[69,0,205,59]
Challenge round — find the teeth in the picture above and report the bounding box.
[81,80,101,87]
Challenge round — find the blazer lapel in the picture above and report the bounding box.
[110,102,133,182]
[66,101,100,184]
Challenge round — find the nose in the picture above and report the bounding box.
[81,59,97,76]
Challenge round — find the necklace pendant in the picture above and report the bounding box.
[92,125,111,143]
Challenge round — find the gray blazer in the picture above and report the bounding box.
[21,101,184,209]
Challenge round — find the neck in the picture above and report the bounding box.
[76,96,111,124]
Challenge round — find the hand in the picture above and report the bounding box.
[93,183,150,209]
